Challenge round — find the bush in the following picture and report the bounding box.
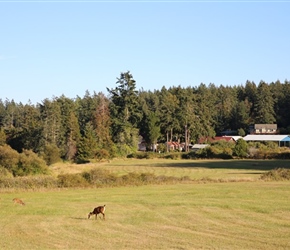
[233,139,248,158]
[0,145,19,174]
[260,168,290,181]
[0,166,13,178]
[95,149,110,161]
[82,168,118,186]
[40,144,61,165]
[0,175,57,189]
[57,173,89,188]
[17,149,49,176]
[164,152,182,160]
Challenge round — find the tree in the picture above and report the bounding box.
[158,86,180,146]
[56,96,80,160]
[94,93,113,153]
[233,139,248,158]
[75,90,99,135]
[76,122,97,163]
[39,98,62,147]
[231,100,251,132]
[107,71,141,155]
[144,111,160,151]
[244,80,257,121]
[107,71,141,128]
[15,103,42,152]
[214,85,237,133]
[253,81,276,124]
[0,128,6,145]
[193,84,216,141]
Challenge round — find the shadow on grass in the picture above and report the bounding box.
[70,217,88,220]
[226,172,265,175]
[123,159,290,171]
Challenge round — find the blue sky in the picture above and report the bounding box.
[0,1,289,104]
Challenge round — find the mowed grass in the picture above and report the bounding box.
[1,183,290,249]
[1,159,290,249]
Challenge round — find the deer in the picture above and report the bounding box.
[12,198,25,206]
[88,205,106,220]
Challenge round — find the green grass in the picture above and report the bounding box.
[1,183,290,249]
[52,158,290,181]
[1,159,290,249]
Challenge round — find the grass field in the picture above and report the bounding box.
[51,158,290,181]
[1,159,290,249]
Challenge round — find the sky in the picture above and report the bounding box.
[0,0,289,105]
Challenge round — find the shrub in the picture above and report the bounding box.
[0,175,57,189]
[164,152,182,160]
[0,129,6,146]
[278,151,290,159]
[40,144,61,165]
[57,173,89,187]
[157,143,167,153]
[17,149,49,176]
[0,166,13,178]
[0,145,19,174]
[233,139,248,158]
[95,149,110,161]
[82,168,118,186]
[260,168,290,181]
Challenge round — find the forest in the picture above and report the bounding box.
[0,71,290,174]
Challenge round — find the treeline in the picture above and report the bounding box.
[0,71,290,168]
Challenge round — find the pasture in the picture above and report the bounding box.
[1,159,290,249]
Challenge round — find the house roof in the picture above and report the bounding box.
[198,136,233,143]
[231,136,243,141]
[243,134,290,142]
[192,144,209,149]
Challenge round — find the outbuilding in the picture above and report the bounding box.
[243,134,290,147]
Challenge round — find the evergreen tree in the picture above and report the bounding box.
[233,139,248,158]
[0,128,6,145]
[94,93,113,154]
[75,90,98,135]
[231,100,251,132]
[107,71,141,155]
[254,81,276,124]
[76,122,97,163]
[158,86,180,144]
[56,96,80,160]
[193,84,216,141]
[144,111,160,151]
[39,98,62,148]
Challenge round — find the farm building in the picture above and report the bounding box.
[191,144,209,151]
[166,141,183,151]
[198,136,242,144]
[243,134,290,147]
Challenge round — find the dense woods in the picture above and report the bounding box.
[1,71,290,172]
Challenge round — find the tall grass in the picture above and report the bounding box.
[1,158,290,190]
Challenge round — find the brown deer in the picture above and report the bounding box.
[12,198,25,206]
[88,205,106,220]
